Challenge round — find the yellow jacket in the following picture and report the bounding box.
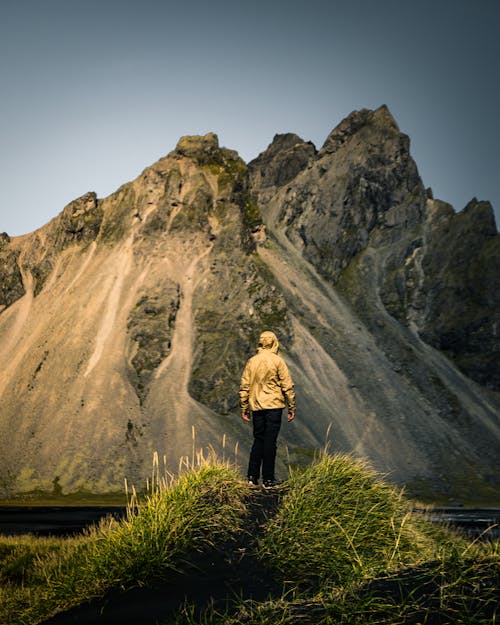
[239,331,296,414]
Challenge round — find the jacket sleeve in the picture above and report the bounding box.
[239,362,250,413]
[278,358,296,413]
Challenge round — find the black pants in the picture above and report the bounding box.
[248,408,282,482]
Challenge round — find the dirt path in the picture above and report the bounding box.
[42,489,283,625]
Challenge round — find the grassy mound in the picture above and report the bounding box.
[0,460,249,625]
[1,451,498,625]
[197,554,499,625]
[258,453,461,587]
[173,454,498,624]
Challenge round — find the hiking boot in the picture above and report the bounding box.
[263,479,281,489]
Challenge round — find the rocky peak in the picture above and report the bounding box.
[460,198,497,236]
[62,191,98,216]
[169,132,222,165]
[255,105,425,283]
[377,193,500,391]
[427,198,455,224]
[260,132,314,158]
[248,132,316,196]
[318,105,399,157]
[0,232,10,249]
[55,191,102,248]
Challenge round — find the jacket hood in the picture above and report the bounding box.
[257,331,279,354]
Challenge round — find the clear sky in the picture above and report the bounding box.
[1,0,499,236]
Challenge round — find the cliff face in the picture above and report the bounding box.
[0,109,499,503]
[249,106,500,393]
[380,197,500,390]
[249,106,425,282]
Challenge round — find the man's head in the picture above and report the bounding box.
[258,331,279,354]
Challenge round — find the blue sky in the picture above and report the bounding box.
[1,0,499,236]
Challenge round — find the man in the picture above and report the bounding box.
[239,330,296,487]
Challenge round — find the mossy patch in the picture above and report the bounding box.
[54,192,103,249]
[169,174,214,233]
[248,257,290,341]
[98,185,136,243]
[141,209,170,235]
[215,153,247,195]
[173,133,222,166]
[31,258,54,296]
[0,491,127,506]
[244,196,262,231]
[406,466,500,506]
[190,255,291,414]
[127,282,181,403]
[0,248,24,310]
[333,248,365,301]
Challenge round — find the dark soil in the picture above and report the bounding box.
[42,488,284,625]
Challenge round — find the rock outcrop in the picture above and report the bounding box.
[380,197,500,390]
[0,113,499,503]
[0,234,24,311]
[250,106,500,391]
[250,106,425,282]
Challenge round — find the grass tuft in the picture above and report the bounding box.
[0,454,250,625]
[257,452,461,588]
[1,449,498,625]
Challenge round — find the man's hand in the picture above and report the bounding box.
[287,411,295,422]
[242,411,251,422]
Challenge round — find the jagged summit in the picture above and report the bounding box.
[460,198,497,234]
[248,133,315,194]
[259,132,315,156]
[171,132,220,159]
[0,107,499,502]
[166,132,242,169]
[318,104,399,156]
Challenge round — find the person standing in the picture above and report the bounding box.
[239,330,296,487]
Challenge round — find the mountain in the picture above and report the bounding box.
[1,107,499,503]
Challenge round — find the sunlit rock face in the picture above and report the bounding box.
[0,113,499,503]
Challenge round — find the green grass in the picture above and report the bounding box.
[169,453,499,625]
[185,551,499,625]
[1,451,498,625]
[0,454,250,625]
[181,555,499,624]
[258,452,448,588]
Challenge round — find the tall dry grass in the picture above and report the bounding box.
[0,447,250,625]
